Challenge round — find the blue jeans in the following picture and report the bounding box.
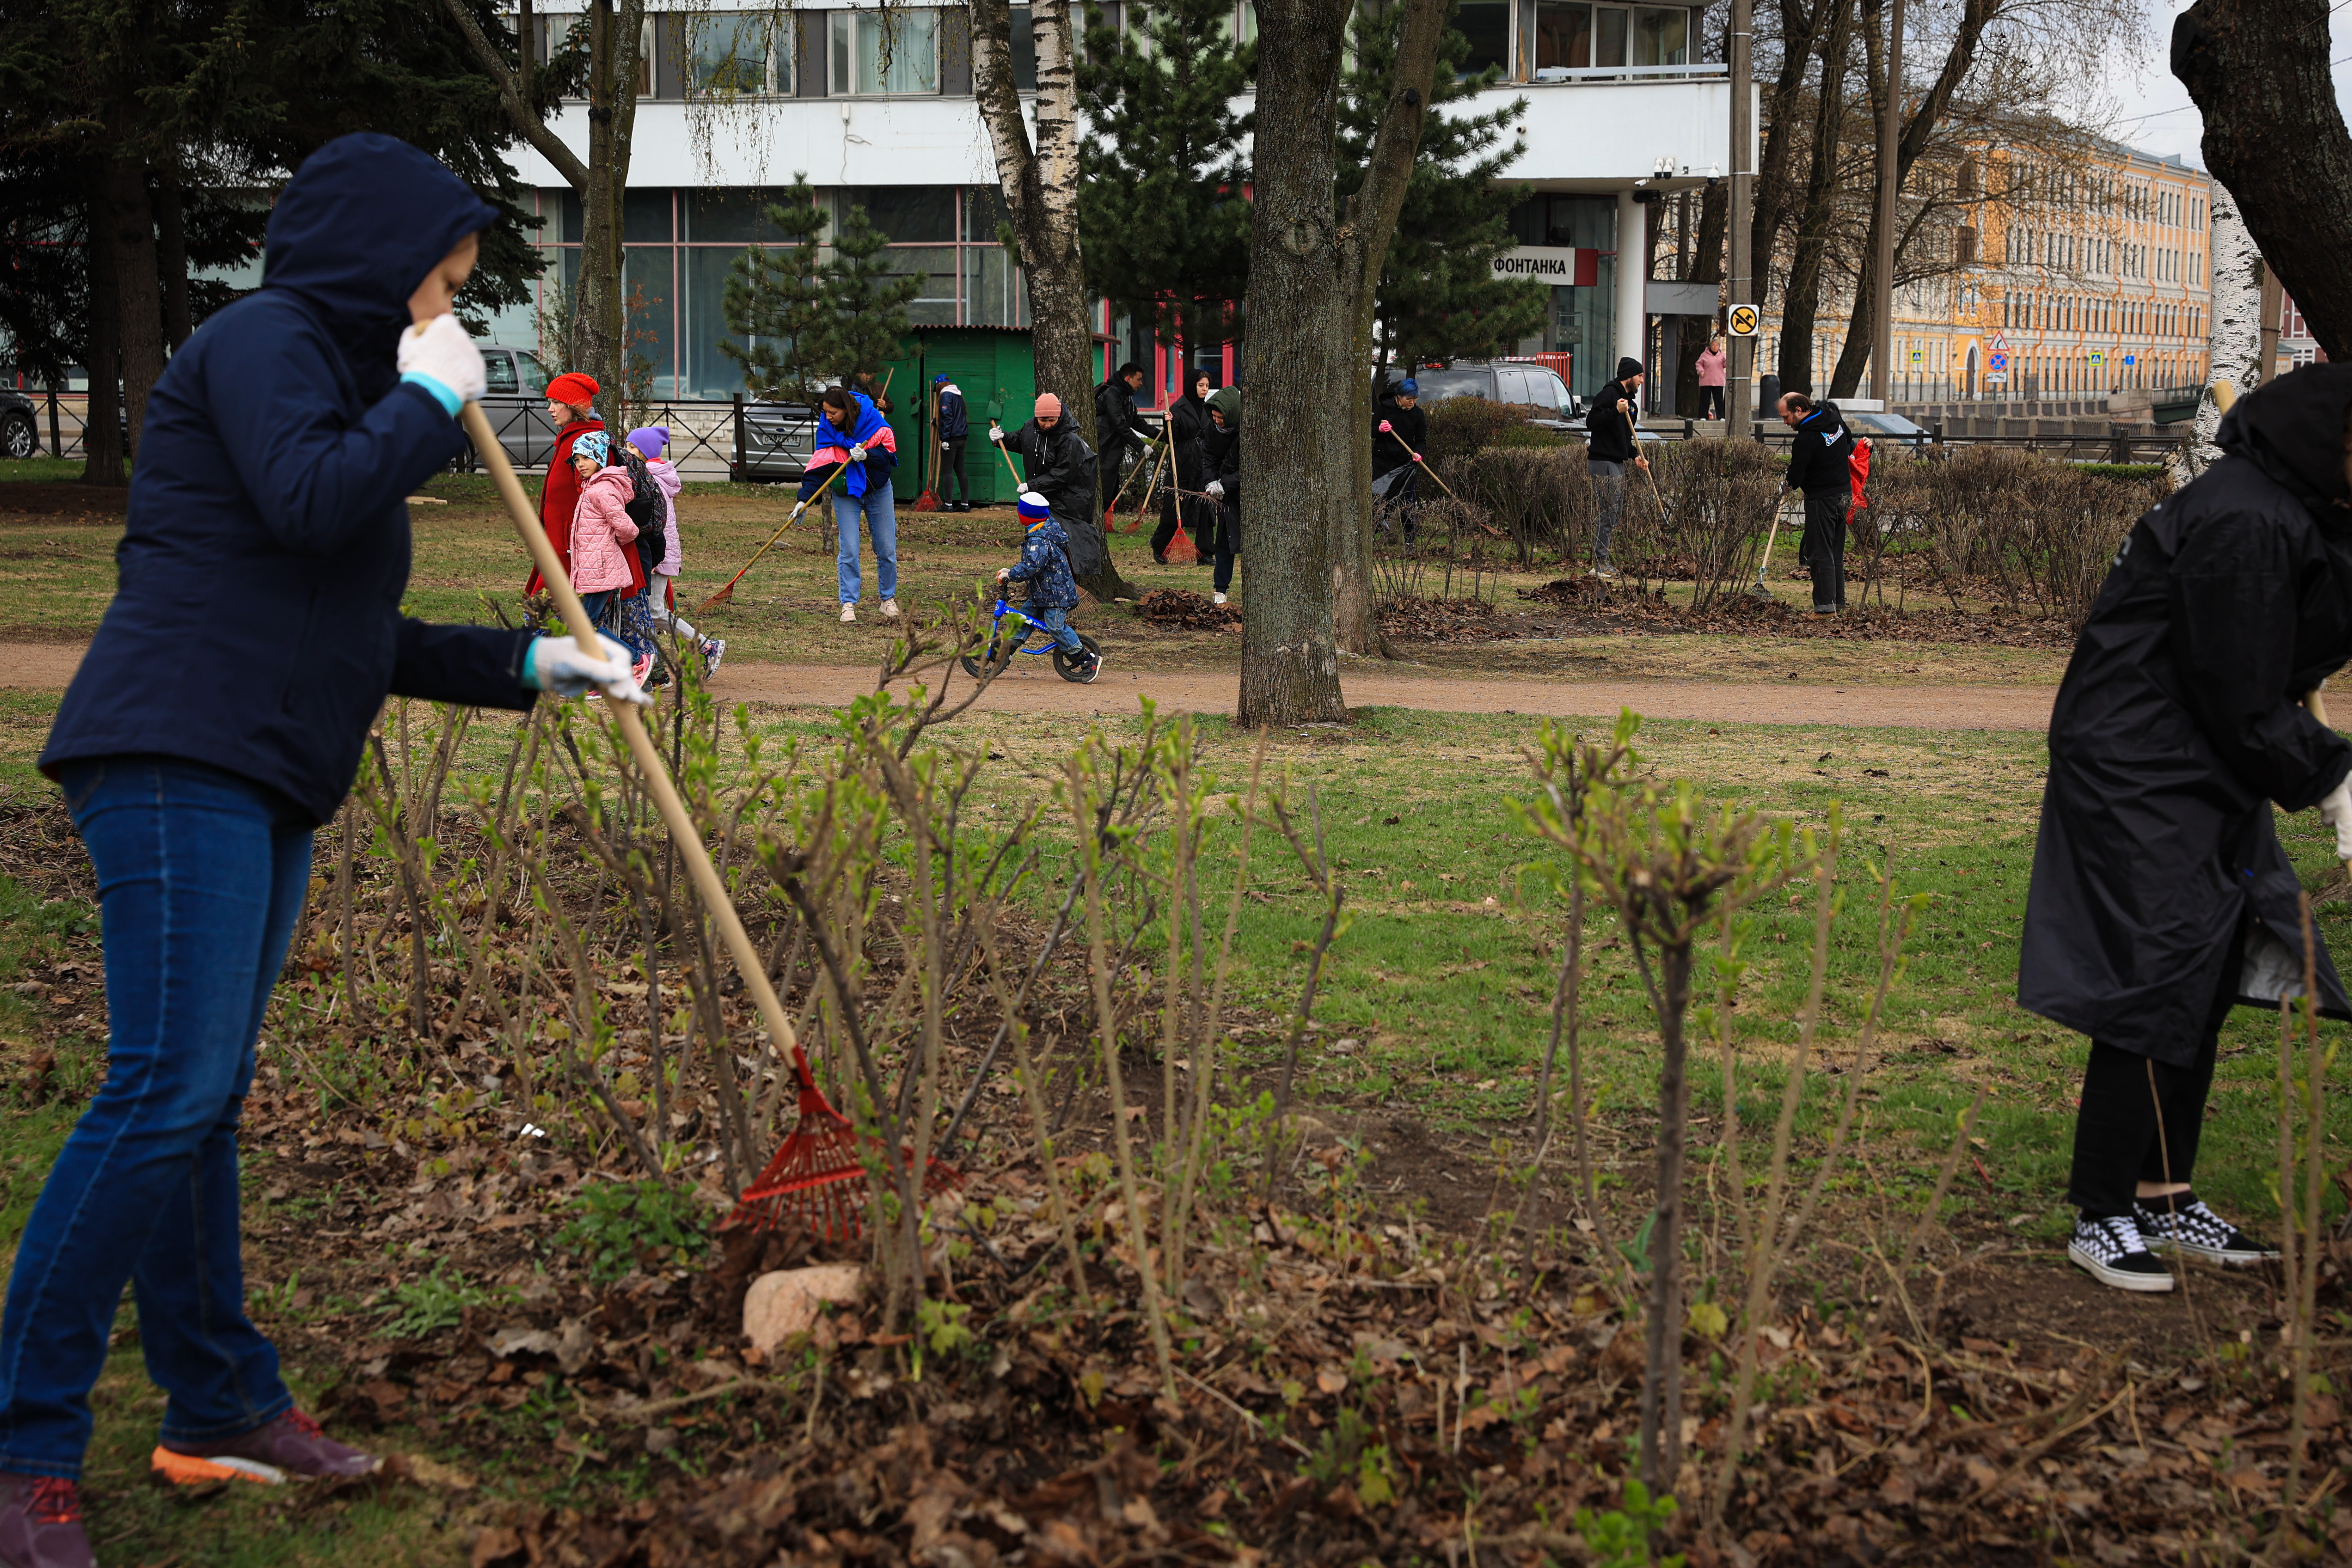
[0,760,310,1478]
[1032,605,1085,654]
[835,485,898,604]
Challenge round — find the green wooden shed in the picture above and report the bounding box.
[871,327,1037,506]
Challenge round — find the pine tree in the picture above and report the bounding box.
[1076,0,1254,366]
[719,175,835,404]
[824,200,923,382]
[1338,0,1545,371]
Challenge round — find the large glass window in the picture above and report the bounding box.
[1631,6,1686,64]
[1455,0,1509,75]
[1535,2,1592,68]
[536,186,1027,399]
[1009,6,1038,89]
[689,12,792,94]
[1595,6,1628,66]
[832,8,940,94]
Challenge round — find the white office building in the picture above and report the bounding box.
[499,1,1745,406]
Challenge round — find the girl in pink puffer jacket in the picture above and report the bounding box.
[566,431,640,620]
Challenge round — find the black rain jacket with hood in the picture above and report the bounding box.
[2019,364,2352,1061]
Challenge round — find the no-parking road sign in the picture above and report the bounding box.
[1989,351,2009,372]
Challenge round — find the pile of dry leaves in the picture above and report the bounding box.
[1136,589,1243,631]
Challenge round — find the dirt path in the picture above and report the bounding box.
[0,640,2056,729]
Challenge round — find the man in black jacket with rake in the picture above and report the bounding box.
[1778,391,1853,615]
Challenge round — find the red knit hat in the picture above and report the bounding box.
[546,371,600,408]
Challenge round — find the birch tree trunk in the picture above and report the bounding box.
[1242,0,1449,726]
[974,0,1134,598]
[2174,0,2352,361]
[2193,182,2262,472]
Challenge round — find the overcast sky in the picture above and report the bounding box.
[2098,0,2352,168]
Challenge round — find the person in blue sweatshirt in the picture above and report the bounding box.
[6,134,640,1568]
[998,491,1102,679]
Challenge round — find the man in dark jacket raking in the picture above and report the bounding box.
[2022,364,2352,1293]
[1095,362,1152,510]
[1777,392,1853,614]
[992,393,1137,601]
[1584,356,1649,579]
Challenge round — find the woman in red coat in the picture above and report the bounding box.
[526,371,603,594]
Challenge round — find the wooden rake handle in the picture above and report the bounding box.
[459,401,801,1068]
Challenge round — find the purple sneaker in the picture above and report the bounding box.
[0,1474,92,1568]
[157,1409,378,1482]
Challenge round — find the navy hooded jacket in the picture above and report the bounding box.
[40,133,536,826]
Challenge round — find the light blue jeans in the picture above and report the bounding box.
[835,485,898,604]
[1031,605,1085,654]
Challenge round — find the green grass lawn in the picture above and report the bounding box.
[1,463,2073,686]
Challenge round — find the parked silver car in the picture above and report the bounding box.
[460,344,564,468]
[1383,360,1584,429]
[1,389,39,460]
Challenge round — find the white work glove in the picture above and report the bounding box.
[1204,479,1225,499]
[396,313,487,407]
[988,425,1006,444]
[525,633,649,705]
[2321,777,2352,860]
[849,443,869,462]
[997,567,1011,581]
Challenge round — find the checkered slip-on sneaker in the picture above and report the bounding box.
[2067,1214,2175,1292]
[2134,1193,2279,1266]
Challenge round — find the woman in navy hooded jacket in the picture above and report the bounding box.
[2,135,636,1562]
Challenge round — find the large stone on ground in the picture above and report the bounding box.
[742,1264,864,1354]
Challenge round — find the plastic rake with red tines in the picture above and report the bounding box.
[730,1044,960,1240]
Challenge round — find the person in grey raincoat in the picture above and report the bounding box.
[2021,363,2352,1292]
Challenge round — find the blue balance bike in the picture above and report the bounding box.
[962,595,1103,685]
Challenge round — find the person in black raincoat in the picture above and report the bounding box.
[991,392,1136,601]
[1152,370,1213,565]
[1372,377,1428,539]
[2022,363,2352,1292]
[1198,389,1242,603]
[1094,363,1151,509]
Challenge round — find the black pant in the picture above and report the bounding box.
[1101,436,1134,508]
[2066,920,2245,1218]
[1700,386,1725,419]
[941,438,967,504]
[1800,490,1847,609]
[1209,505,1237,593]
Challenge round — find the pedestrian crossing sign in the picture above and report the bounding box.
[1909,348,1923,367]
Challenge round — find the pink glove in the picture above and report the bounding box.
[1378,420,1393,433]
[1411,451,1424,462]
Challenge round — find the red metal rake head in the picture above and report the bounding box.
[729,1047,959,1241]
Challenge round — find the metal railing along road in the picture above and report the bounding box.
[450,394,821,484]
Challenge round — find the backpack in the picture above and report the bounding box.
[1847,438,1871,517]
[621,449,667,576]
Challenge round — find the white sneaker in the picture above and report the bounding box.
[879,598,901,620]
[840,603,857,623]
[1213,591,1228,606]
[2066,1214,2174,1292]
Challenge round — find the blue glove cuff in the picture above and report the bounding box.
[401,371,463,417]
[520,636,549,691]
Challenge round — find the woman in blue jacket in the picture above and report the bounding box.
[1,134,636,1565]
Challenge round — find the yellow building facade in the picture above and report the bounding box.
[1749,143,2212,406]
